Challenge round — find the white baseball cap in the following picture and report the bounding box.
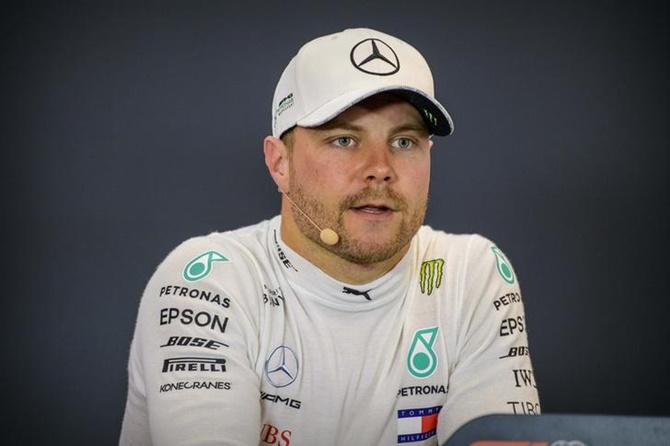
[271,28,454,138]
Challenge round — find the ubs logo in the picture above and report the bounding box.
[264,346,299,388]
[350,38,400,76]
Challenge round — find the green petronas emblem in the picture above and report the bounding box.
[183,251,230,282]
[407,327,439,379]
[491,246,515,284]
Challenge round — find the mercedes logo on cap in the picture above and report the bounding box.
[350,38,400,76]
[264,345,299,388]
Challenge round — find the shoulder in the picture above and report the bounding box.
[415,225,500,265]
[414,226,519,298]
[159,218,275,277]
[145,218,279,314]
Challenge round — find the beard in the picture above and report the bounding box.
[288,178,427,265]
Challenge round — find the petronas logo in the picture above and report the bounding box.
[183,251,230,282]
[419,258,445,295]
[491,246,515,284]
[407,327,439,378]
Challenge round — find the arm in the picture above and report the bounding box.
[441,235,540,439]
[120,238,262,445]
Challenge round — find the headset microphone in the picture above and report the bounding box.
[278,188,340,246]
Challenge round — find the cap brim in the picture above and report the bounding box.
[296,86,454,136]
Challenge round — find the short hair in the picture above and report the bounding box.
[281,128,295,153]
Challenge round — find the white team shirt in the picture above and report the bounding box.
[120,215,540,445]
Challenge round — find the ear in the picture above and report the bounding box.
[264,135,290,193]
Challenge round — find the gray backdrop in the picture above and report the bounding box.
[3,1,668,444]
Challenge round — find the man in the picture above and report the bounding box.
[120,28,539,445]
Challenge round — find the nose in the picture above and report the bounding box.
[362,143,396,185]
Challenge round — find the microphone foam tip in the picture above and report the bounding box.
[320,228,339,246]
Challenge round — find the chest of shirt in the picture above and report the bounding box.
[254,279,451,445]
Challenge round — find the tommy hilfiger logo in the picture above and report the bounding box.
[397,405,442,443]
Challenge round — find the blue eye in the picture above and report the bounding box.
[333,136,354,148]
[392,137,414,149]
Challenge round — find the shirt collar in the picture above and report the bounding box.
[270,216,415,310]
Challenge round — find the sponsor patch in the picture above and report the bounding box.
[499,345,529,359]
[162,356,227,373]
[263,284,285,307]
[512,369,537,388]
[397,405,442,443]
[260,423,292,445]
[491,246,515,284]
[419,259,444,295]
[506,400,540,415]
[159,307,229,334]
[492,291,521,311]
[183,251,230,282]
[265,346,299,388]
[260,391,302,410]
[397,384,447,398]
[160,335,228,350]
[499,316,525,337]
[275,93,294,117]
[274,230,298,271]
[159,380,231,393]
[159,285,231,308]
[407,327,439,378]
[342,286,372,301]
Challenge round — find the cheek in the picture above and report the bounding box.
[299,156,348,189]
[402,160,431,199]
[298,160,323,185]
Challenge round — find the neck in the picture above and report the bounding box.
[279,205,410,285]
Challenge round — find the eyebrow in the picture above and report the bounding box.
[315,118,364,132]
[389,122,430,135]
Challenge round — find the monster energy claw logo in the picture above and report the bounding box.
[407,327,439,379]
[420,258,445,295]
[423,108,438,126]
[183,251,230,282]
[491,246,515,284]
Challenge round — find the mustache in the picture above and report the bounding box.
[340,188,408,211]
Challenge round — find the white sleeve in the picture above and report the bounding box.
[441,235,540,439]
[119,237,262,446]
